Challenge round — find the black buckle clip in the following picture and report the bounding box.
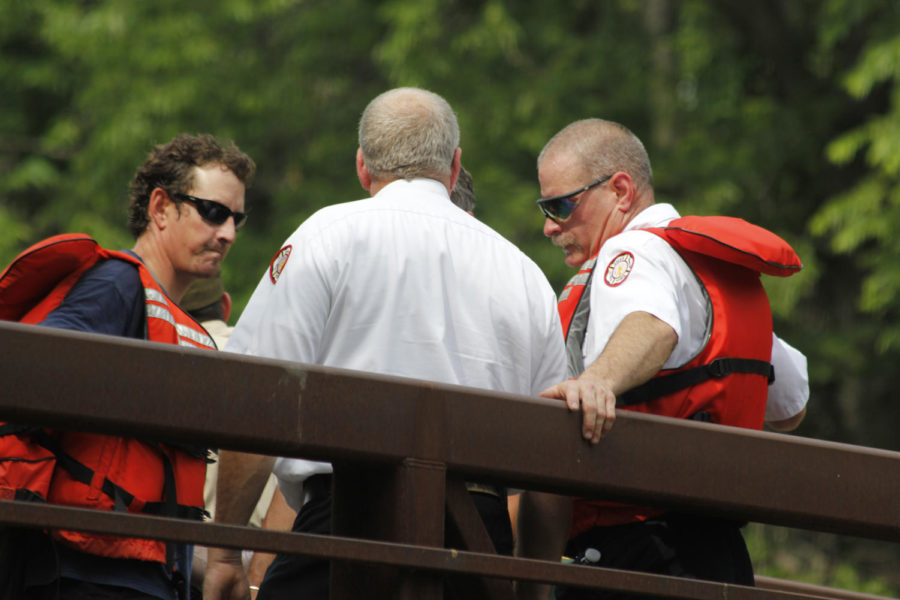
[707,359,728,378]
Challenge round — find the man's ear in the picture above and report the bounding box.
[609,172,636,213]
[448,147,462,191]
[356,148,372,192]
[148,187,172,230]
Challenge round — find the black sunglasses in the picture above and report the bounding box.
[536,175,611,223]
[173,193,248,230]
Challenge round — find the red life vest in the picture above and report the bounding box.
[562,216,801,534]
[0,233,215,563]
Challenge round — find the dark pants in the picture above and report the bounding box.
[556,513,754,600]
[1,526,56,600]
[256,491,331,600]
[2,527,163,600]
[30,580,160,600]
[257,479,513,600]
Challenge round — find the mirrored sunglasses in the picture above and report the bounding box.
[536,175,611,223]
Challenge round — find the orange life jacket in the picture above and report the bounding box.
[0,233,215,563]
[562,216,801,534]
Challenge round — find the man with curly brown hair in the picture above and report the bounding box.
[0,133,254,600]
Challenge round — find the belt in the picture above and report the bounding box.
[465,482,505,499]
[302,475,503,501]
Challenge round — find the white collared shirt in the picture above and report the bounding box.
[583,203,808,422]
[228,178,567,508]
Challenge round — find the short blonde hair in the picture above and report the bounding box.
[359,87,459,181]
[538,119,653,193]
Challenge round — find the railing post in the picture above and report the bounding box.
[330,458,447,599]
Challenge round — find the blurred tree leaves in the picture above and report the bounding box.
[4,0,900,590]
[3,0,900,453]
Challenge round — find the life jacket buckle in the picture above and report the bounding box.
[707,358,728,378]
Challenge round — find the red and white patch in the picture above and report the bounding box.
[604,251,634,287]
[269,245,292,283]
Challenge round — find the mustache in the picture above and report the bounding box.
[204,243,229,255]
[551,233,574,249]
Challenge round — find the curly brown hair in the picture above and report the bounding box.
[127,134,256,237]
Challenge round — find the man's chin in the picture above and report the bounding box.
[194,260,222,278]
[562,249,585,268]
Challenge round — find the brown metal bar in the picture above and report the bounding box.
[444,476,516,600]
[445,477,496,554]
[0,500,829,600]
[1,321,897,542]
[755,576,897,600]
[331,459,447,599]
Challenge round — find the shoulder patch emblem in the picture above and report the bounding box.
[269,245,292,283]
[604,251,634,287]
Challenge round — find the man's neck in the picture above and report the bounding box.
[368,175,452,197]
[131,236,187,302]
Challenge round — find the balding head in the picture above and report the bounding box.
[538,119,653,198]
[358,87,460,183]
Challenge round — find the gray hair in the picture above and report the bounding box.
[450,165,475,212]
[359,87,460,181]
[538,119,653,193]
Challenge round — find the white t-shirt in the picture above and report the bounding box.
[582,203,808,422]
[227,178,567,509]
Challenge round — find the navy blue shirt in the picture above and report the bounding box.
[41,253,145,339]
[39,253,186,600]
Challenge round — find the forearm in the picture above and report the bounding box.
[215,451,275,522]
[208,451,276,564]
[582,311,677,393]
[246,488,296,588]
[515,491,572,600]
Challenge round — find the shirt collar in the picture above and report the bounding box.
[375,177,450,200]
[623,203,680,232]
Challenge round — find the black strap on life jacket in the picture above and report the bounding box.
[2,427,206,520]
[617,357,775,407]
[3,427,205,599]
[0,423,39,436]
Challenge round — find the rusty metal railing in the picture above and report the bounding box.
[0,321,897,599]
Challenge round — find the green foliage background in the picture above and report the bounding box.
[2,0,899,592]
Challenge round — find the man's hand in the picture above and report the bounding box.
[542,312,677,444]
[204,548,251,600]
[540,375,616,444]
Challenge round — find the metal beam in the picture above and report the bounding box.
[2,321,899,541]
[0,500,829,600]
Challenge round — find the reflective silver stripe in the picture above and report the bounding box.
[145,287,167,304]
[564,261,597,378]
[143,285,215,348]
[569,271,591,286]
[146,303,176,326]
[559,258,596,303]
[176,323,215,348]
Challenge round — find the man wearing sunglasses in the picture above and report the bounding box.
[517,119,809,599]
[1,133,254,600]
[204,87,566,600]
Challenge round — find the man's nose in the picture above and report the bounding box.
[543,217,562,238]
[217,218,237,244]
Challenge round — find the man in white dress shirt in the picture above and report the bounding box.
[516,118,809,600]
[203,87,566,600]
